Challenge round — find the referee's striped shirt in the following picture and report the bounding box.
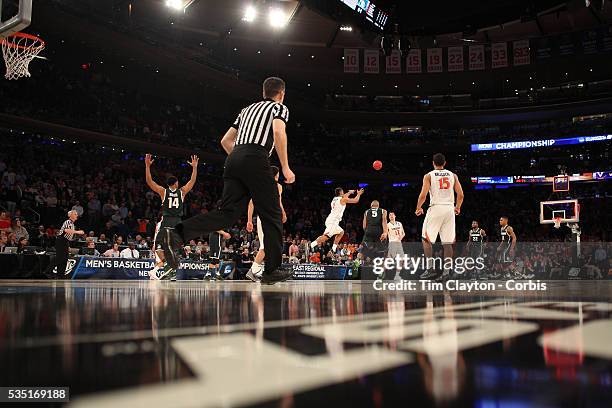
[231,98,289,155]
[58,219,75,240]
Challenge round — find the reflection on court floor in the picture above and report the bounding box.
[0,280,611,408]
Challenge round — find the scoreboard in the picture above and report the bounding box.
[339,0,389,30]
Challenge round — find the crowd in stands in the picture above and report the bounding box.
[0,131,609,272]
[1,57,610,178]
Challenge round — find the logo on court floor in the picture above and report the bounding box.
[71,300,612,408]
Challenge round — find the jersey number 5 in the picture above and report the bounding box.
[438,177,451,190]
[168,197,180,208]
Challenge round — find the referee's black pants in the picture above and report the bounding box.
[177,146,283,275]
[54,236,70,277]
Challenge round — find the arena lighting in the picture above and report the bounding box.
[165,0,196,12]
[165,0,182,10]
[340,25,353,31]
[269,8,288,28]
[243,5,256,22]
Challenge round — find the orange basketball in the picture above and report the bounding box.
[373,160,383,171]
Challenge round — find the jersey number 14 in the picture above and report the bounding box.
[168,197,180,208]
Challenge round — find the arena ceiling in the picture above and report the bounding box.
[53,0,609,50]
[25,0,612,112]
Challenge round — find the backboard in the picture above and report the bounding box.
[0,0,32,39]
[540,199,580,225]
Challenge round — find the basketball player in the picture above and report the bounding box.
[387,212,405,279]
[362,200,388,264]
[415,153,464,281]
[310,188,364,252]
[465,220,486,259]
[206,229,231,280]
[145,153,199,280]
[497,216,517,264]
[245,166,287,282]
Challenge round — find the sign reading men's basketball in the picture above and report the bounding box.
[343,49,359,73]
[491,42,508,68]
[406,49,422,73]
[364,49,379,74]
[469,45,485,70]
[385,50,401,74]
[426,48,443,73]
[447,46,464,72]
[513,40,530,66]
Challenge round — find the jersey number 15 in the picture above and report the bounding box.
[438,177,451,190]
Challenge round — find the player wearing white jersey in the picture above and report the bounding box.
[415,153,464,281]
[387,212,405,279]
[311,187,364,252]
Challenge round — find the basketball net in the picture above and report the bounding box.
[553,217,562,229]
[1,32,45,80]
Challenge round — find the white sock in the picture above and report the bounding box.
[252,262,263,273]
[332,244,337,252]
[310,241,317,249]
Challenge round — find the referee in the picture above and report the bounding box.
[52,210,85,278]
[163,77,295,284]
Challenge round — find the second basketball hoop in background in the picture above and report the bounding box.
[1,32,45,80]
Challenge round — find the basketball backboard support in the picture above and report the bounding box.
[540,199,580,225]
[0,0,32,39]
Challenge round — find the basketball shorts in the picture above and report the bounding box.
[362,227,383,244]
[500,244,513,263]
[469,244,484,259]
[154,216,181,250]
[324,219,344,238]
[387,241,405,260]
[422,205,455,244]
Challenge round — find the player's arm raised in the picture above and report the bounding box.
[380,209,388,241]
[181,155,199,195]
[453,173,464,215]
[246,200,254,232]
[343,188,364,204]
[415,174,430,216]
[144,154,165,198]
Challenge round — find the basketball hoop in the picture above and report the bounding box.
[553,217,562,229]
[1,32,45,80]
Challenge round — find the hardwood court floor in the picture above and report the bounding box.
[0,280,611,407]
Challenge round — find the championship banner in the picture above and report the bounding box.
[406,49,422,73]
[71,257,220,280]
[468,45,485,70]
[287,263,350,280]
[343,49,359,73]
[447,46,464,72]
[491,42,508,68]
[363,49,379,74]
[513,40,530,66]
[385,50,401,74]
[426,48,443,73]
